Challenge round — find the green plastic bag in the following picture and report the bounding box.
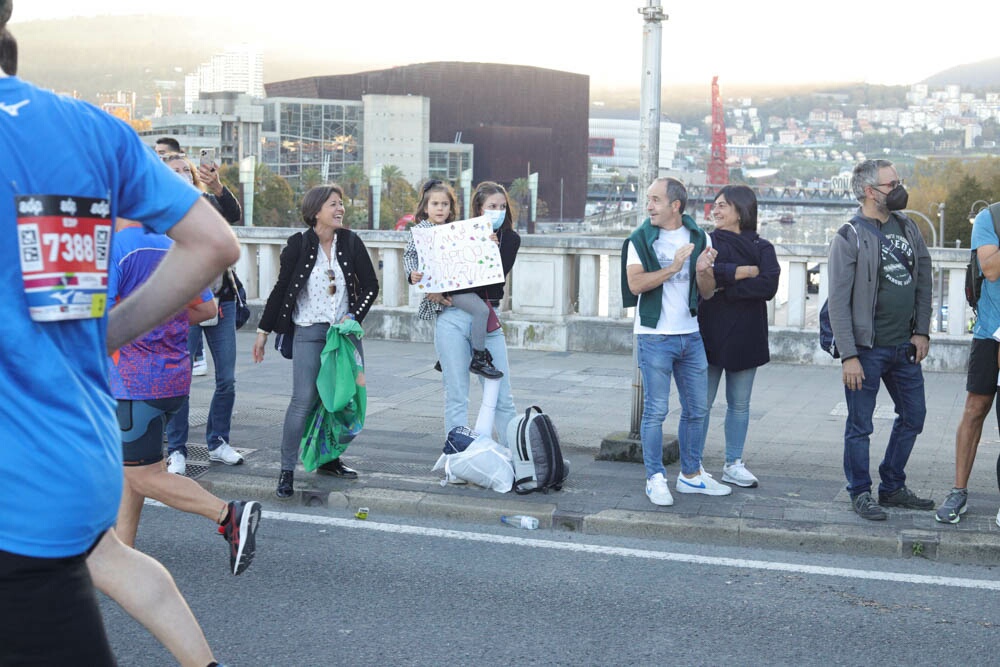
[299,321,366,472]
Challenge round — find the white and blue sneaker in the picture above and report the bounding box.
[676,469,732,496]
[645,472,674,506]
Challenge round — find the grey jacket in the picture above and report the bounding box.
[827,211,932,361]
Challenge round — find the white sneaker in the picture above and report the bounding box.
[676,469,732,496]
[208,441,244,465]
[192,359,208,376]
[645,472,674,506]
[166,453,186,475]
[722,459,759,488]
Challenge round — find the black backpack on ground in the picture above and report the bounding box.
[505,405,568,494]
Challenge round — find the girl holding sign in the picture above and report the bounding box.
[405,180,503,379]
[404,180,521,451]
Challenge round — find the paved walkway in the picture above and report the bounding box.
[184,332,1000,565]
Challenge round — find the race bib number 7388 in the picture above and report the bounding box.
[16,194,112,322]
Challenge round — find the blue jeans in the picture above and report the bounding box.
[843,344,926,497]
[434,306,516,447]
[166,300,237,455]
[190,327,204,361]
[637,332,708,478]
[704,364,757,464]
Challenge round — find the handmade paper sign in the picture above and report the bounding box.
[411,216,504,293]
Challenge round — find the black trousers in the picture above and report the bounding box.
[0,542,115,666]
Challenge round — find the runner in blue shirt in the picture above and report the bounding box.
[0,6,241,664]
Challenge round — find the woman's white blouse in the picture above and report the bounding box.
[293,238,348,326]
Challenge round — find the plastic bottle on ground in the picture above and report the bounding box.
[500,514,539,530]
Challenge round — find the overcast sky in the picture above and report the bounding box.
[12,1,1000,87]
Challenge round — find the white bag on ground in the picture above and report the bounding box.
[432,433,513,493]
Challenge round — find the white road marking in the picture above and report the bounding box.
[263,509,1000,592]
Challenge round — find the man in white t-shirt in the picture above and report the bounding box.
[621,177,729,506]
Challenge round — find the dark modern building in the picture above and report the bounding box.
[265,62,589,220]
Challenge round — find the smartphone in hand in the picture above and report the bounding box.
[906,343,918,364]
[199,148,216,168]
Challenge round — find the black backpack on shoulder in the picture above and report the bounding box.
[965,203,1000,314]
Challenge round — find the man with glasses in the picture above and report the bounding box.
[827,159,934,520]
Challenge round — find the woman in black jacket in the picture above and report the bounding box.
[252,184,379,498]
[697,185,780,489]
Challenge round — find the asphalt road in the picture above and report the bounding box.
[101,505,1000,666]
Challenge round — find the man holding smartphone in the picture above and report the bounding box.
[827,159,934,521]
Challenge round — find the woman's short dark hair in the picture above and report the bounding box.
[715,184,758,232]
[301,184,345,227]
[414,179,458,223]
[471,181,514,231]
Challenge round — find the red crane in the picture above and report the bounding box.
[705,75,728,219]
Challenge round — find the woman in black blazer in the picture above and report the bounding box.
[252,184,379,498]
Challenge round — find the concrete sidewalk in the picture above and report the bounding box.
[184,332,1000,565]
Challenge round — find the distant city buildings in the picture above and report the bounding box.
[587,117,681,175]
[184,44,264,112]
[106,42,1000,217]
[264,62,589,219]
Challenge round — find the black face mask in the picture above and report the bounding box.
[885,184,908,211]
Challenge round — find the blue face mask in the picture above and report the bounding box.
[484,209,506,231]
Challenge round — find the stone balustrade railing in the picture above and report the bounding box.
[233,227,975,371]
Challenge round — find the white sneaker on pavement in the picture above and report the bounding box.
[208,441,244,465]
[192,359,208,376]
[722,459,759,488]
[676,469,732,496]
[645,472,674,506]
[166,453,186,475]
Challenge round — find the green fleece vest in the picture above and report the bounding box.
[620,214,706,328]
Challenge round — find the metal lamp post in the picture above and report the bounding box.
[631,0,666,439]
[969,200,989,225]
[935,202,945,332]
[901,209,937,247]
[599,2,668,461]
[238,155,256,227]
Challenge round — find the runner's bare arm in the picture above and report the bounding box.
[188,299,218,325]
[107,197,240,352]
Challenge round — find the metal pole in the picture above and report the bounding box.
[630,1,667,439]
[636,1,665,229]
[937,202,946,332]
[560,178,564,222]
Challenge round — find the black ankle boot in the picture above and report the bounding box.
[276,469,294,498]
[469,349,503,379]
